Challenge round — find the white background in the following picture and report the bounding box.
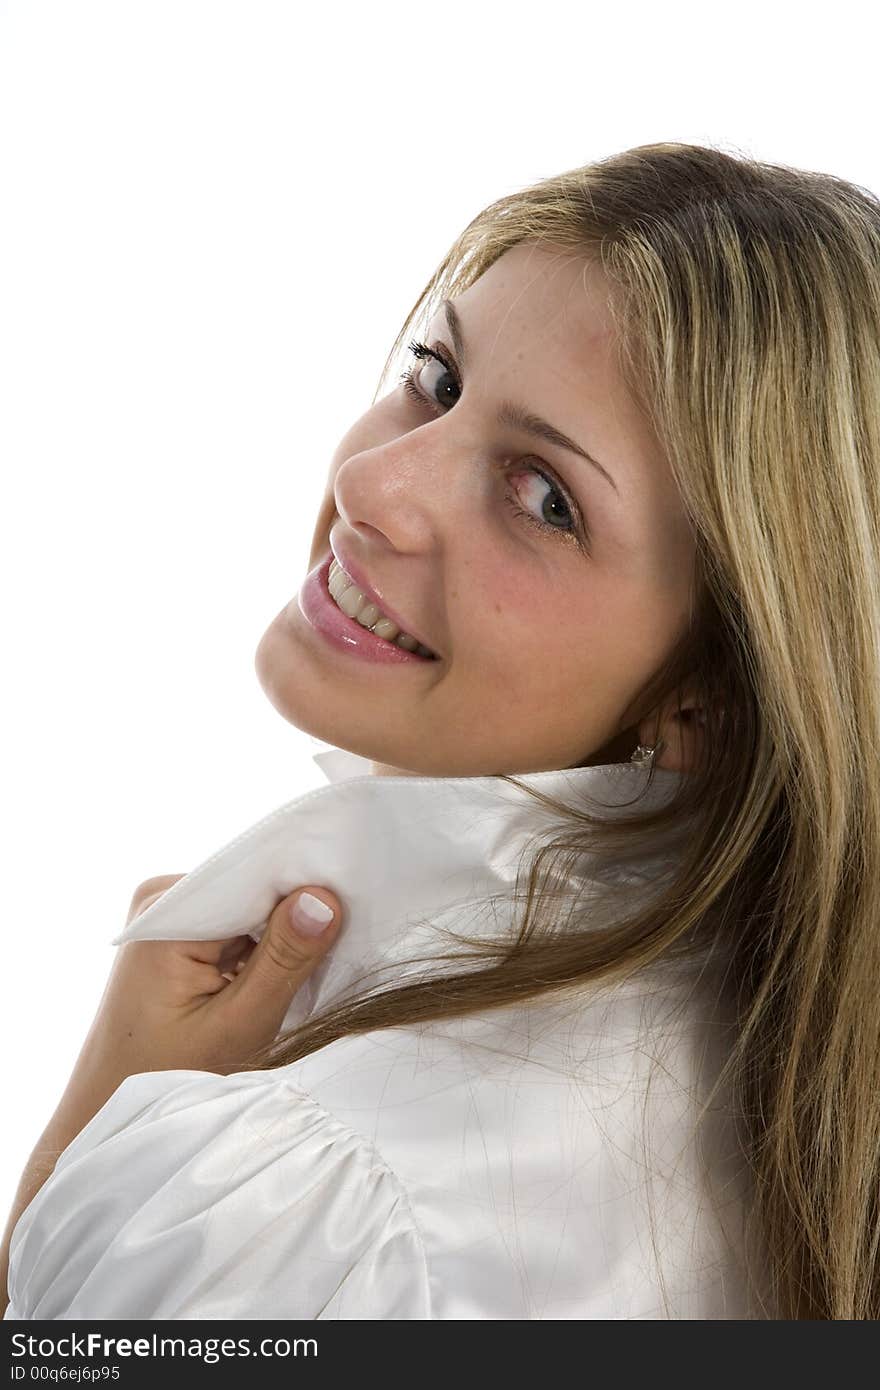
[0,1,876,1221]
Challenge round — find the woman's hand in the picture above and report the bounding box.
[1,876,344,1315]
[82,875,345,1090]
[58,873,344,1134]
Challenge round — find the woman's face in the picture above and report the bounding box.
[256,239,698,777]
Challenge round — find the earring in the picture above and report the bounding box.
[630,737,665,768]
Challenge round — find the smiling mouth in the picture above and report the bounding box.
[327,556,438,659]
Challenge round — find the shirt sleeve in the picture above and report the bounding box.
[5,1068,431,1321]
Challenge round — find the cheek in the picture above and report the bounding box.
[462,566,602,671]
[463,566,655,694]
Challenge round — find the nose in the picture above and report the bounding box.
[333,416,476,555]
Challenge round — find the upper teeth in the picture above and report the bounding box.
[328,559,436,659]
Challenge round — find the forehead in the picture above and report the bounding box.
[441,241,618,370]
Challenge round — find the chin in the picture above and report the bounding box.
[252,611,306,728]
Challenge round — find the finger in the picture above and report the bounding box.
[156,957,230,1006]
[180,933,256,971]
[221,957,250,982]
[126,874,188,925]
[223,888,343,1032]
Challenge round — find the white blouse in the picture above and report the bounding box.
[5,747,755,1320]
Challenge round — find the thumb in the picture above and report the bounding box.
[231,887,343,1025]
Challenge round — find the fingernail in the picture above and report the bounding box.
[290,892,335,937]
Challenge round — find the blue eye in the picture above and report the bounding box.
[399,340,589,551]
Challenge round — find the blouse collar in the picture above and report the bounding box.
[113,745,693,1036]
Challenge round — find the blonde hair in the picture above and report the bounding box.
[243,142,880,1319]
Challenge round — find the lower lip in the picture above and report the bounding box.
[292,553,438,666]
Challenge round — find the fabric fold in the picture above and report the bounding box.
[6,1069,431,1321]
[112,745,691,1036]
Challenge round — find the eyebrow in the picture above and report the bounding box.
[438,298,619,495]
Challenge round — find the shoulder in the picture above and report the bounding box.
[281,981,754,1319]
[5,1067,430,1321]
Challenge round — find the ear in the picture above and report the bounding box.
[638,688,716,774]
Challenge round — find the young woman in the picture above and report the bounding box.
[3,141,879,1320]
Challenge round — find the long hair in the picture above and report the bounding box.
[242,142,880,1319]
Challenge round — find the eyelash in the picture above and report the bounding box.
[398,339,589,550]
